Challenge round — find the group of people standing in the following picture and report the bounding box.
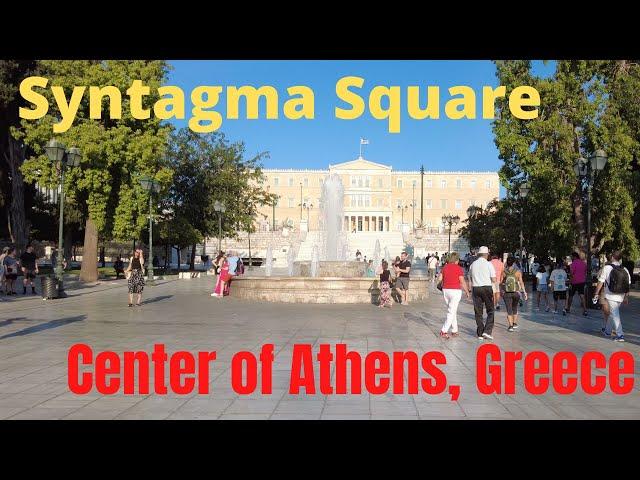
[210,250,244,298]
[1,244,39,297]
[375,252,412,308]
[435,246,632,342]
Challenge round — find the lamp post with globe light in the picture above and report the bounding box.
[139,175,160,283]
[44,139,81,296]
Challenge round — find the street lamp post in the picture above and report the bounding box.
[299,182,303,222]
[213,200,226,253]
[397,204,408,230]
[140,175,160,283]
[574,150,608,305]
[44,139,81,296]
[441,214,460,253]
[420,165,425,223]
[412,182,416,231]
[518,182,530,272]
[302,202,314,227]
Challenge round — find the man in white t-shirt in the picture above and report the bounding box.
[467,246,497,340]
[593,251,631,342]
[549,261,568,315]
[428,255,438,281]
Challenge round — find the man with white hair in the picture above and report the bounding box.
[467,246,497,340]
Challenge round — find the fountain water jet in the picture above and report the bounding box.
[265,244,273,277]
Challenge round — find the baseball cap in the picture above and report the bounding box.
[478,246,489,254]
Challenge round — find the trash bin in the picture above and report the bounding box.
[41,275,59,299]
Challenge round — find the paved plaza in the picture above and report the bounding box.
[0,273,639,420]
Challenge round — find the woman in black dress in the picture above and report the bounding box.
[126,248,145,307]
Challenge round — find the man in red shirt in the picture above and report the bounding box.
[490,253,504,311]
[567,251,588,316]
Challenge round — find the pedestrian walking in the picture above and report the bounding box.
[501,256,528,332]
[566,251,588,316]
[593,251,631,342]
[19,244,39,295]
[467,246,497,340]
[126,248,145,307]
[2,247,19,295]
[436,252,470,338]
[549,261,568,315]
[535,264,550,311]
[490,253,504,311]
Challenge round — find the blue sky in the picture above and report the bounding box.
[167,60,554,173]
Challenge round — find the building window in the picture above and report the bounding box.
[456,179,462,189]
[441,199,447,209]
[303,178,309,187]
[470,179,476,189]
[378,178,383,188]
[426,179,432,188]
[273,177,279,187]
[426,199,432,209]
[276,197,282,207]
[455,200,462,209]
[288,178,294,187]
[351,195,356,207]
[288,198,294,208]
[397,179,403,188]
[485,180,491,189]
[441,179,447,189]
[358,195,363,207]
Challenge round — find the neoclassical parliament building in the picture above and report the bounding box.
[256,157,499,235]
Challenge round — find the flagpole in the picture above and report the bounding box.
[359,140,362,158]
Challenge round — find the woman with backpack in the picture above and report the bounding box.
[501,256,528,332]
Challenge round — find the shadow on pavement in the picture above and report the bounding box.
[0,317,27,328]
[139,295,173,305]
[0,314,86,340]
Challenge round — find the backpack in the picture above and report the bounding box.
[606,264,630,294]
[504,269,518,293]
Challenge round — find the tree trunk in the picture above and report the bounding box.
[189,243,197,270]
[4,134,28,253]
[175,246,182,272]
[99,245,106,267]
[80,217,99,282]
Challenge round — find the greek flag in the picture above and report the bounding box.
[360,138,369,145]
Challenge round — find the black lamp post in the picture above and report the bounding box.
[213,200,226,253]
[44,139,81,296]
[139,175,160,283]
[574,149,608,304]
[302,202,313,228]
[441,214,460,253]
[397,204,408,229]
[518,182,530,271]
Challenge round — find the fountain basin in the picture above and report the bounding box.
[230,276,431,304]
[295,260,366,278]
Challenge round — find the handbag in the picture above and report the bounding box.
[125,270,131,280]
[436,280,443,291]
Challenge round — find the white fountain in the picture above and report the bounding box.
[310,245,319,277]
[265,244,273,277]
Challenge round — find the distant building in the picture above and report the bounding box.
[256,157,499,234]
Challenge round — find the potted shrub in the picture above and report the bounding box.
[414,220,426,239]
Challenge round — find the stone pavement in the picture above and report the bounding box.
[0,276,638,420]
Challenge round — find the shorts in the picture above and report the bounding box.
[537,284,548,293]
[492,283,500,294]
[23,269,36,279]
[503,291,520,315]
[570,283,585,295]
[5,273,17,280]
[397,277,410,290]
[553,290,567,301]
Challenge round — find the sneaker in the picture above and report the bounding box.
[513,324,519,329]
[613,335,625,342]
[562,309,567,316]
[507,326,515,332]
[210,293,218,297]
[545,306,550,312]
[439,331,450,339]
[582,311,588,317]
[553,310,558,314]
[477,336,484,340]
[482,333,494,340]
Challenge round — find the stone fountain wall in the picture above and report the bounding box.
[230,276,431,304]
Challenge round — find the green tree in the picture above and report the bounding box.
[493,60,640,261]
[17,60,172,281]
[166,128,276,269]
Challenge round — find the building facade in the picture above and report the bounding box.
[256,157,499,235]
